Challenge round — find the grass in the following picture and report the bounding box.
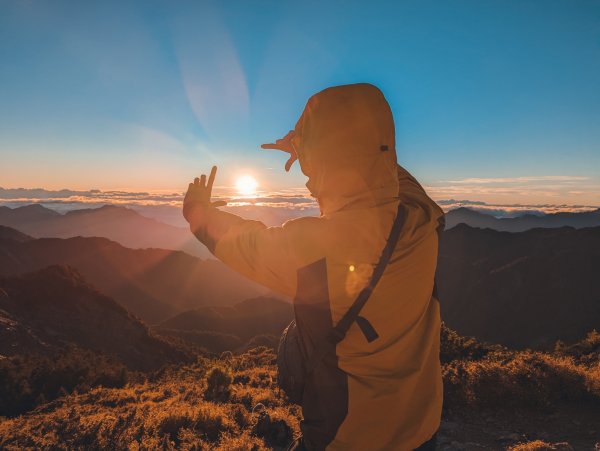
[443,350,600,411]
[0,347,299,450]
[0,330,599,449]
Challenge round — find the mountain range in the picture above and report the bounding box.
[0,229,267,323]
[2,202,599,350]
[0,265,187,370]
[437,224,600,348]
[445,206,600,231]
[0,204,211,258]
[156,223,600,351]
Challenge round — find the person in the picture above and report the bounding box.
[183,83,444,451]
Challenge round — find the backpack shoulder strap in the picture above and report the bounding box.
[328,200,406,344]
[305,201,406,374]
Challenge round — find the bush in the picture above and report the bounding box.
[251,411,293,449]
[554,330,600,366]
[204,366,232,402]
[443,350,600,411]
[0,347,129,417]
[508,440,574,450]
[440,322,502,363]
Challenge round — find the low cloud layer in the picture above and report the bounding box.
[425,174,600,206]
[1,184,598,227]
[0,187,319,227]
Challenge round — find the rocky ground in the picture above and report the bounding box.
[438,407,600,450]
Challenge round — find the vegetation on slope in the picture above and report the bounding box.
[1,328,599,449]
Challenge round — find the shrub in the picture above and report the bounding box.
[443,351,600,411]
[0,347,129,417]
[508,440,574,450]
[440,322,502,363]
[554,330,600,366]
[251,411,293,449]
[204,366,232,402]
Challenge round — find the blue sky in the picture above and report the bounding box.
[1,0,599,205]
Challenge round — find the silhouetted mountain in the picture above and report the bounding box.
[0,265,187,370]
[0,204,60,223]
[156,297,293,352]
[0,204,211,258]
[0,229,267,323]
[0,225,32,242]
[445,207,600,231]
[437,224,600,348]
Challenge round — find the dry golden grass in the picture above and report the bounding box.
[508,440,575,450]
[443,349,600,410]
[1,332,599,449]
[0,347,299,450]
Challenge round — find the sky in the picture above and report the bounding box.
[1,0,600,209]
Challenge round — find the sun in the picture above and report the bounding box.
[235,175,258,196]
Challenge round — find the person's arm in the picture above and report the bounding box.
[183,167,299,297]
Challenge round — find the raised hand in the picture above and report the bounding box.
[183,166,227,223]
[261,130,298,172]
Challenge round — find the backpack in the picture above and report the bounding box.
[277,202,406,404]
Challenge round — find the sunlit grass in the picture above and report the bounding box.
[1,329,599,449]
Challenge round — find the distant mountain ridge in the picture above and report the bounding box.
[0,225,32,243]
[0,228,267,323]
[437,224,600,348]
[445,207,600,231]
[0,204,211,258]
[0,265,187,370]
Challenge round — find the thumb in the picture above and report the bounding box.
[284,155,298,172]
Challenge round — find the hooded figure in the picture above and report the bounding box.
[184,83,444,450]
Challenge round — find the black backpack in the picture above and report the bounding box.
[277,202,406,404]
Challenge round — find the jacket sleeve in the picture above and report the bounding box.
[194,208,302,298]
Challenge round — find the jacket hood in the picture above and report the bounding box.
[292,83,399,215]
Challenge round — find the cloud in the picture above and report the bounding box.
[445,176,590,184]
[436,200,598,218]
[2,185,599,229]
[424,174,600,206]
[0,187,319,227]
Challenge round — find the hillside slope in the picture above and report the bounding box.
[0,265,186,370]
[438,224,600,348]
[0,225,33,242]
[0,230,267,323]
[0,204,211,258]
[1,335,598,450]
[156,297,293,352]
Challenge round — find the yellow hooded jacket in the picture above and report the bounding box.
[194,84,444,450]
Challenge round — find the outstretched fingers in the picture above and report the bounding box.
[261,142,280,150]
[260,130,295,151]
[207,166,217,192]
